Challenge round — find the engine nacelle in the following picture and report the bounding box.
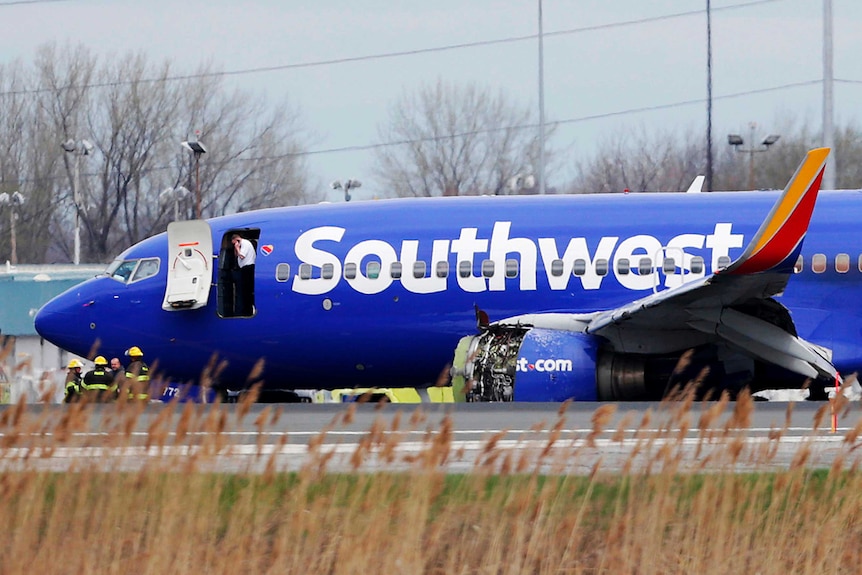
[453,327,599,402]
[451,326,677,401]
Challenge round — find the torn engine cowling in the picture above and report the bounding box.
[451,324,715,402]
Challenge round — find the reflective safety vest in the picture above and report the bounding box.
[125,360,150,400]
[82,368,113,391]
[64,372,82,403]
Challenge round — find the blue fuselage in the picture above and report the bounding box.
[34,191,862,389]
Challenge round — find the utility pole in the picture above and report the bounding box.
[823,0,835,189]
[61,139,93,265]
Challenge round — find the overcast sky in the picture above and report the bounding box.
[1,0,860,201]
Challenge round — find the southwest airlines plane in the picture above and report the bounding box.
[35,148,848,401]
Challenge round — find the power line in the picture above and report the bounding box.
[294,79,823,158]
[0,0,74,5]
[0,0,785,97]
[7,76,828,190]
[2,76,835,191]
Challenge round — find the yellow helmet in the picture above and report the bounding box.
[67,359,83,369]
[127,346,143,358]
[94,356,108,366]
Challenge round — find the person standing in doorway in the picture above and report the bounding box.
[231,233,256,316]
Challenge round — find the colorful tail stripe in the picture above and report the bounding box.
[724,148,829,275]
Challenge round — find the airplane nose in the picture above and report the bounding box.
[34,289,95,355]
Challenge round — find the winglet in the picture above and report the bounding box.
[723,148,829,275]
[685,175,705,193]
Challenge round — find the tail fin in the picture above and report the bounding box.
[723,148,829,275]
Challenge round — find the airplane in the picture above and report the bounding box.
[34,147,848,402]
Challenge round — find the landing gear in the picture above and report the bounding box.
[805,379,830,401]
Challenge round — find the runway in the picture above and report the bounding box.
[0,399,860,474]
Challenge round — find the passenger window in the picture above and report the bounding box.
[717,255,731,270]
[836,253,850,273]
[812,254,827,273]
[413,262,426,279]
[131,258,159,282]
[390,262,402,279]
[795,255,804,274]
[572,259,586,276]
[638,258,652,275]
[662,257,676,275]
[482,260,495,278]
[344,262,357,280]
[299,263,312,280]
[367,261,381,279]
[506,259,518,278]
[436,261,449,278]
[595,259,608,277]
[690,256,704,274]
[617,258,630,275]
[458,261,472,278]
[275,263,291,282]
[322,263,334,280]
[550,259,564,277]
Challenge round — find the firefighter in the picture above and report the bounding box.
[63,359,83,403]
[124,346,150,401]
[82,356,114,402]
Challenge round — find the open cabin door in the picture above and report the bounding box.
[162,220,213,311]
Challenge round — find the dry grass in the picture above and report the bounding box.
[0,391,861,574]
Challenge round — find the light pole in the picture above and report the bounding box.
[61,138,94,265]
[727,122,780,189]
[181,135,207,219]
[160,186,190,221]
[330,179,361,202]
[0,191,25,265]
[537,0,546,195]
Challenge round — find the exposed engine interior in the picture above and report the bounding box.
[454,322,822,402]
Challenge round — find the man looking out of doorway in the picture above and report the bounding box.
[231,233,256,316]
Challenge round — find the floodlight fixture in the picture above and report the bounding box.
[181,139,207,155]
[182,134,207,219]
[330,179,360,202]
[727,122,781,189]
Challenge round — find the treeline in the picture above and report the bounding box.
[0,43,313,264]
[1,46,858,264]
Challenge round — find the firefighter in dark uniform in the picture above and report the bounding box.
[124,346,150,401]
[63,359,83,403]
[82,356,114,402]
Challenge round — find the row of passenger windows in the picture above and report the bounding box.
[275,253,859,283]
[276,255,715,282]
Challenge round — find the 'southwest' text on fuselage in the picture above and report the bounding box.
[291,221,745,296]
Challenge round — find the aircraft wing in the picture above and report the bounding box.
[584,148,835,380]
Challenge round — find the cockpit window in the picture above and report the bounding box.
[106,258,160,284]
[107,259,138,283]
[132,258,160,282]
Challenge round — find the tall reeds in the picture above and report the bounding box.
[0,391,860,574]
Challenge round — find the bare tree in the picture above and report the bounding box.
[374,80,553,197]
[0,59,41,263]
[567,126,704,194]
[29,43,314,263]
